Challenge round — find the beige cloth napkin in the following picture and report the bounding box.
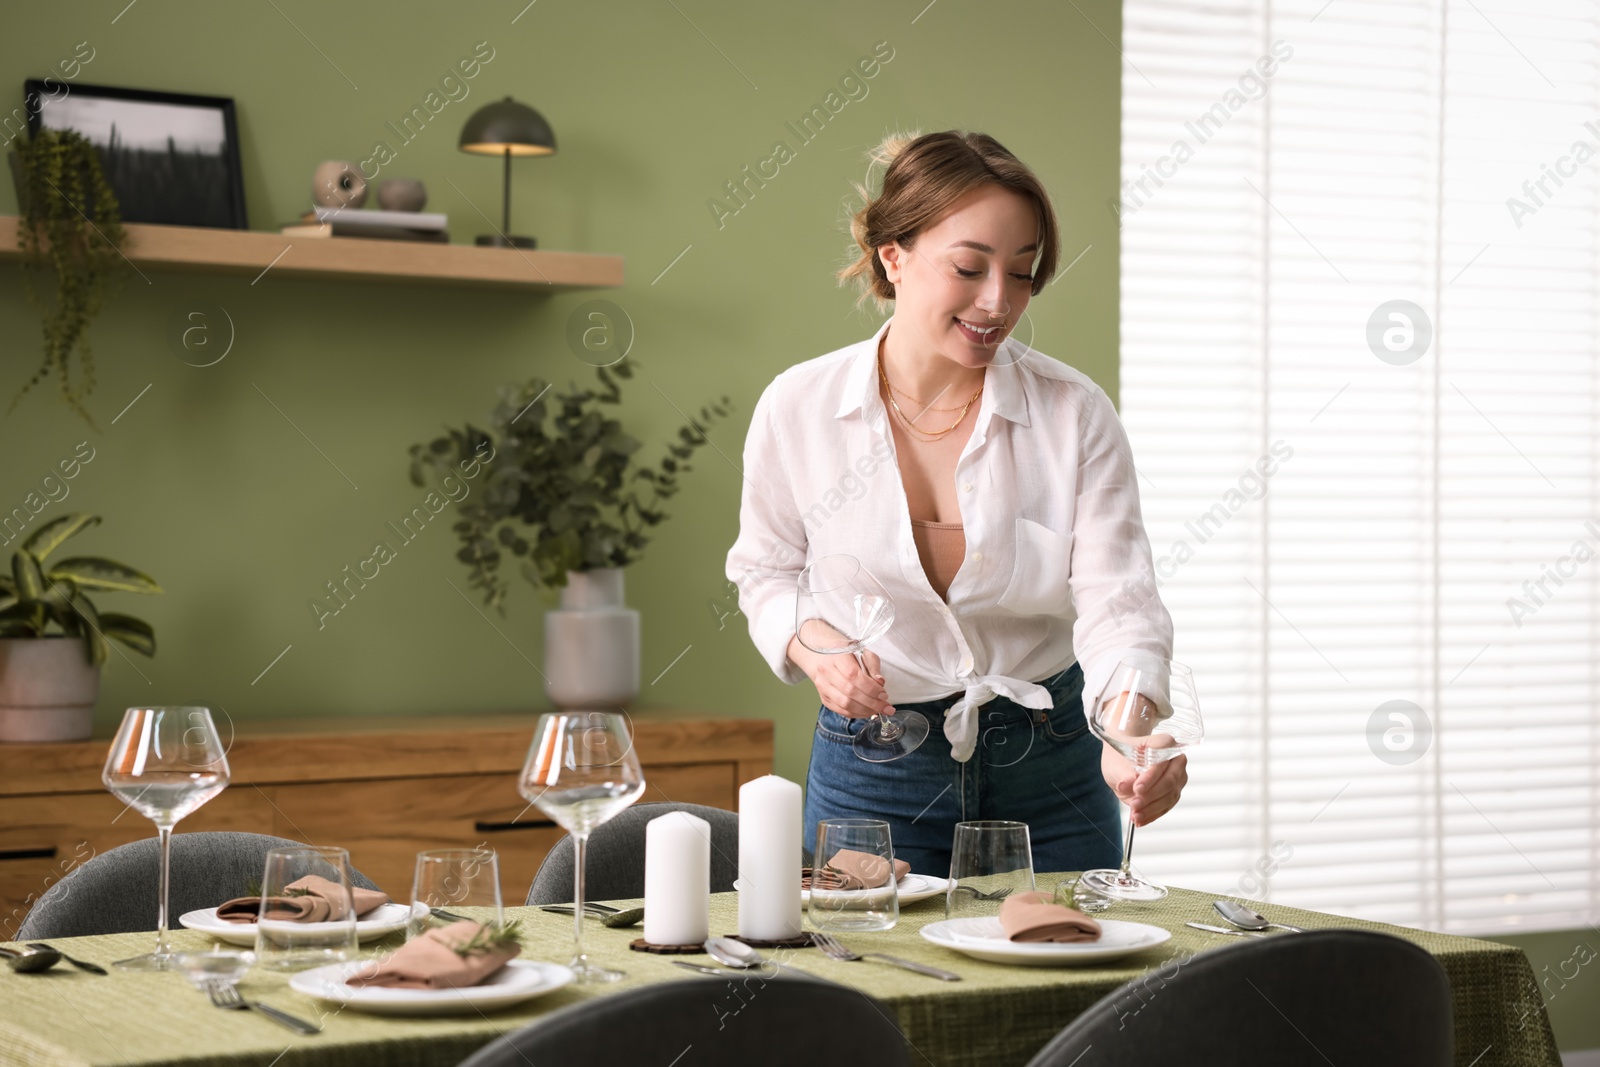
[801,849,911,891]
[346,921,521,990]
[998,891,1102,943]
[216,874,390,924]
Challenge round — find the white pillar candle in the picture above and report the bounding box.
[643,811,711,946]
[737,774,802,941]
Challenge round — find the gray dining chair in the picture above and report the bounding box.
[525,802,740,905]
[457,976,912,1066]
[16,831,381,940]
[1024,929,1453,1067]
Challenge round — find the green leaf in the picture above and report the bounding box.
[48,557,163,595]
[22,514,100,561]
[12,551,45,601]
[66,591,106,666]
[99,612,155,657]
[0,601,47,636]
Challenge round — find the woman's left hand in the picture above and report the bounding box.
[1100,745,1188,826]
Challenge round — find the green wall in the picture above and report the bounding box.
[0,0,1121,776]
[5,3,1597,1056]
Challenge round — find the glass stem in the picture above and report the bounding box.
[854,650,902,741]
[572,831,588,968]
[1120,810,1137,879]
[155,824,173,957]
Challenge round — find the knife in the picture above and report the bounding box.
[1185,921,1267,938]
[671,961,745,978]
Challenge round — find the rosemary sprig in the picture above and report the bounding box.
[240,879,312,899]
[448,920,523,957]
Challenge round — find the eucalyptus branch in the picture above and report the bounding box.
[410,360,731,608]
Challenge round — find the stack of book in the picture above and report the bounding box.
[281,206,448,243]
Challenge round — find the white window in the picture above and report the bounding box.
[1118,0,1600,934]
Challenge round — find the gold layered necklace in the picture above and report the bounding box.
[878,354,984,440]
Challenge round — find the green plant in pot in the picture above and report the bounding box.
[9,127,128,427]
[411,360,730,709]
[0,514,161,743]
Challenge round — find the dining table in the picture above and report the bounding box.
[0,880,1561,1067]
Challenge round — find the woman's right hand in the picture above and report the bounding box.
[787,635,896,719]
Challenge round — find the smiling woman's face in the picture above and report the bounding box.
[878,183,1040,372]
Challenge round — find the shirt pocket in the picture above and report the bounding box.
[995,518,1074,617]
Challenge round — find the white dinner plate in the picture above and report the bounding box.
[801,873,950,906]
[289,959,574,1016]
[178,901,425,946]
[919,917,1172,966]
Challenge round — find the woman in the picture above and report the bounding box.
[724,130,1185,875]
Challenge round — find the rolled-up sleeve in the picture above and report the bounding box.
[1066,384,1175,721]
[725,380,809,685]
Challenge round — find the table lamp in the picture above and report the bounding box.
[457,96,556,249]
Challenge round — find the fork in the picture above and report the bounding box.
[204,979,321,1035]
[811,932,962,981]
[950,885,1014,901]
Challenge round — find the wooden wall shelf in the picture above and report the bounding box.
[0,216,623,292]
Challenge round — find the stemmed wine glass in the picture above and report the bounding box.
[102,706,231,970]
[1079,656,1202,902]
[518,711,645,983]
[795,554,928,763]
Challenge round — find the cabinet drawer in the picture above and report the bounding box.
[266,774,563,904]
[0,789,268,930]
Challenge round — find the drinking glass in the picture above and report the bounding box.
[253,846,359,971]
[101,706,230,971]
[1079,656,1203,902]
[945,820,1034,920]
[409,848,504,939]
[795,554,928,763]
[808,819,899,932]
[519,711,645,982]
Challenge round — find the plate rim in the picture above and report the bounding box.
[178,900,425,940]
[288,957,574,1006]
[919,916,1173,954]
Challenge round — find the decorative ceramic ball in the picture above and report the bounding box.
[311,161,367,208]
[376,178,427,212]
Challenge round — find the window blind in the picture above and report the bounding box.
[1118,0,1600,934]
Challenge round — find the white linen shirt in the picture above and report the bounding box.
[724,316,1174,762]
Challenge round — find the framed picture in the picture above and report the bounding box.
[24,80,247,229]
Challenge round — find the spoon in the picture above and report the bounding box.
[27,943,108,975]
[0,946,61,973]
[703,937,813,977]
[1213,899,1305,934]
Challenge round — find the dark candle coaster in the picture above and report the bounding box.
[629,939,705,955]
[723,932,817,950]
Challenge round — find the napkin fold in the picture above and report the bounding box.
[801,849,910,891]
[346,920,520,990]
[998,891,1103,943]
[215,874,390,924]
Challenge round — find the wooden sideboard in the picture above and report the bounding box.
[0,712,773,936]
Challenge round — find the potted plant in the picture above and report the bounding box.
[0,514,161,742]
[411,361,730,709]
[8,127,128,427]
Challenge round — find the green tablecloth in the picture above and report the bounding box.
[0,882,1560,1067]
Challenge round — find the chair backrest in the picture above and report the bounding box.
[457,976,912,1067]
[525,802,739,906]
[15,831,381,940]
[1025,929,1453,1067]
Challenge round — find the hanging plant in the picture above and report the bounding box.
[10,127,127,427]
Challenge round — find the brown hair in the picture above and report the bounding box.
[837,129,1061,311]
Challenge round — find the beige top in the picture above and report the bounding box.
[910,518,966,602]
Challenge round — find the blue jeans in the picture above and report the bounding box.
[802,662,1123,878]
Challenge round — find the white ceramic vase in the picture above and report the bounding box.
[0,636,101,743]
[543,568,640,710]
